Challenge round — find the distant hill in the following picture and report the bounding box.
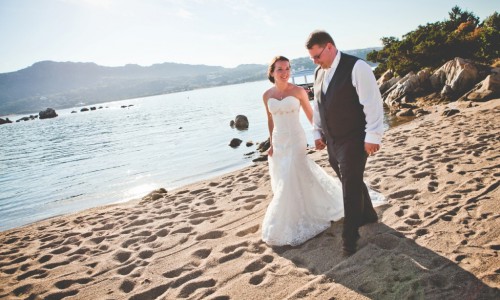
[291,47,381,72]
[0,47,380,115]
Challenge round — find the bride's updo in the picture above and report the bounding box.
[267,56,290,83]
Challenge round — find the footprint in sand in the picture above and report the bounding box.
[196,231,225,241]
[243,255,274,273]
[177,278,217,298]
[237,176,250,183]
[44,290,79,299]
[113,250,132,263]
[249,273,266,285]
[192,248,212,259]
[190,188,210,195]
[242,185,258,192]
[404,213,422,226]
[12,284,33,297]
[119,279,135,293]
[236,225,259,237]
[138,250,154,259]
[219,248,246,264]
[218,242,250,264]
[232,195,253,202]
[389,189,419,200]
[415,228,429,237]
[117,262,139,275]
[427,181,439,192]
[171,227,194,234]
[54,277,93,289]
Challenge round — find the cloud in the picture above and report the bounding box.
[177,8,193,19]
[224,0,274,26]
[59,0,114,9]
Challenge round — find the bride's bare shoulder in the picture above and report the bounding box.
[263,88,275,101]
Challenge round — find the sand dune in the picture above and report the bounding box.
[1,99,499,299]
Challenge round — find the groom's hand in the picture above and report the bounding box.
[315,139,326,150]
[365,142,380,156]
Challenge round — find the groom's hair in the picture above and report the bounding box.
[267,56,290,83]
[306,30,335,49]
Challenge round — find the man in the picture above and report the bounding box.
[306,30,384,255]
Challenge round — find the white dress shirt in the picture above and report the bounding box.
[312,51,384,144]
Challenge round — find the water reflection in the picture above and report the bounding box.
[383,107,416,129]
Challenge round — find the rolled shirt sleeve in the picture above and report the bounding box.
[312,98,323,140]
[352,60,384,144]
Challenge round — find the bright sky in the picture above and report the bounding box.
[0,0,497,73]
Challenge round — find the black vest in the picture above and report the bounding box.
[316,53,366,140]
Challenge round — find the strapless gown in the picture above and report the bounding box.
[261,96,385,246]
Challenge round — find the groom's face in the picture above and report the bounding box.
[308,44,333,69]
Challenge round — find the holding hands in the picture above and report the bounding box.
[315,139,380,156]
[365,142,380,156]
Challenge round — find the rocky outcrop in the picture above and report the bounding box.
[382,69,431,109]
[39,108,58,119]
[16,115,37,122]
[0,118,12,125]
[379,57,495,116]
[429,57,479,97]
[459,68,500,102]
[377,70,401,94]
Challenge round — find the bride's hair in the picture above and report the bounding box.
[267,56,290,83]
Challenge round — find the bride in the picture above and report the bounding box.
[261,56,384,246]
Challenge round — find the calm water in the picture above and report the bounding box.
[0,80,402,231]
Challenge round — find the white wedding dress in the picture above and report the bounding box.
[261,96,385,246]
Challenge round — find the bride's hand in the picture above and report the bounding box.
[315,139,326,150]
[268,145,274,157]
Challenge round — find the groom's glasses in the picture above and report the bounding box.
[310,46,327,60]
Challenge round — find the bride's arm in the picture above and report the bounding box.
[297,87,313,124]
[263,93,274,156]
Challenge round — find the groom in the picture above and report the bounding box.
[306,30,384,255]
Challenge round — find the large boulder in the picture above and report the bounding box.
[459,68,500,102]
[39,108,58,119]
[377,70,401,94]
[233,115,249,130]
[382,69,431,109]
[429,57,479,98]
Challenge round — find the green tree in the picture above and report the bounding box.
[476,12,500,62]
[369,6,497,77]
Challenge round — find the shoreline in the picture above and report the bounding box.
[1,99,498,299]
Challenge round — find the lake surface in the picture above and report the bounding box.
[0,80,403,231]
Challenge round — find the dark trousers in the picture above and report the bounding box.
[326,136,377,241]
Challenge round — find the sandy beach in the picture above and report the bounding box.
[1,99,499,300]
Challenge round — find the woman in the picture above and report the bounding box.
[261,56,383,246]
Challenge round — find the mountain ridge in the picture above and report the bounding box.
[0,47,380,115]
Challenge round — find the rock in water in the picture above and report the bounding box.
[234,115,249,130]
[39,108,58,119]
[229,138,243,148]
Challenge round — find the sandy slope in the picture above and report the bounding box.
[0,99,499,300]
